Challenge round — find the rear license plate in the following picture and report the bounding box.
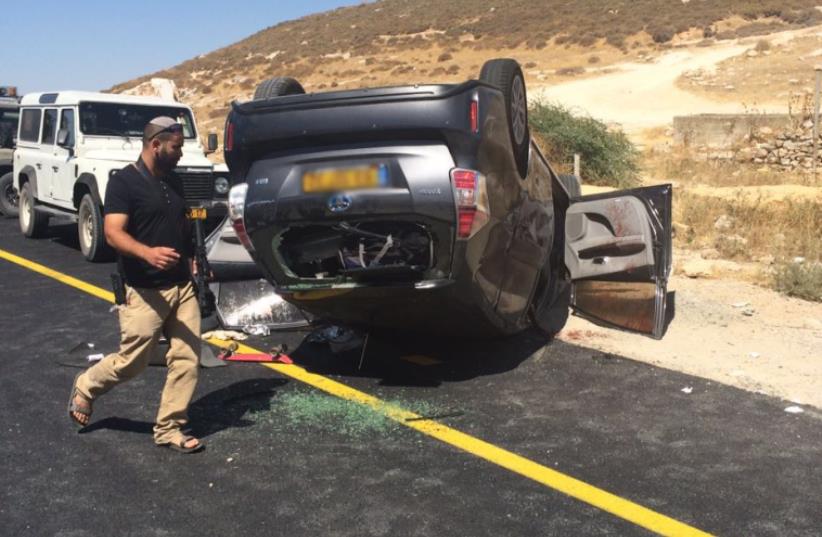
[303,164,387,193]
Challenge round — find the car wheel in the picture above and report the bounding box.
[0,171,18,218]
[480,58,530,178]
[18,182,49,238]
[78,194,112,262]
[253,77,305,100]
[530,265,571,338]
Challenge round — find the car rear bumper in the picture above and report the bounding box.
[278,275,503,335]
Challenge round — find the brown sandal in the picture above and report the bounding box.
[67,372,92,428]
[157,435,205,454]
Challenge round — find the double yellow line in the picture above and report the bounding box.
[0,247,713,537]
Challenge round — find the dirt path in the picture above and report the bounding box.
[530,41,776,132]
[558,250,822,410]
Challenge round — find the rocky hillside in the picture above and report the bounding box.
[109,0,822,141]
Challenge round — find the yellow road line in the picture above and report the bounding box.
[0,247,713,537]
[0,248,115,303]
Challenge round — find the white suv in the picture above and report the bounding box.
[13,91,229,261]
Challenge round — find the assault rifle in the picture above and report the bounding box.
[190,208,216,318]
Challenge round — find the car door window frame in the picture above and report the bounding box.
[41,108,59,146]
[58,108,76,149]
[19,108,42,144]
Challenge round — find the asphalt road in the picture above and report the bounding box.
[1,216,820,537]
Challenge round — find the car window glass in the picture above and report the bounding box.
[19,109,41,143]
[0,108,19,148]
[60,109,75,147]
[78,102,195,139]
[42,108,58,145]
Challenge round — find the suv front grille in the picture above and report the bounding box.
[177,172,213,204]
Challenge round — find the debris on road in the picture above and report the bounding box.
[216,341,294,364]
[202,330,248,341]
[86,353,104,363]
[242,324,270,337]
[68,341,96,353]
[784,406,804,414]
[681,386,694,394]
[307,325,365,354]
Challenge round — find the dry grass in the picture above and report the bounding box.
[644,151,814,187]
[674,190,820,261]
[645,147,821,299]
[772,260,822,301]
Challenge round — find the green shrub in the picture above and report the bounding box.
[772,261,822,302]
[652,28,676,43]
[529,102,640,188]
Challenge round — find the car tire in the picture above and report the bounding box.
[0,171,18,218]
[530,265,571,338]
[18,182,49,238]
[480,58,530,178]
[253,77,305,100]
[78,194,112,262]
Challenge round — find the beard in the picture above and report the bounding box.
[155,148,180,174]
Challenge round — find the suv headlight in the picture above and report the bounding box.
[214,176,230,195]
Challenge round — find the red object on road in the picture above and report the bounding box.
[219,351,294,364]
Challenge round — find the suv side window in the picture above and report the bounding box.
[19,109,41,143]
[42,108,58,145]
[59,109,75,147]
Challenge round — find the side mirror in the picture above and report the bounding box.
[57,128,70,147]
[206,133,218,153]
[57,128,74,156]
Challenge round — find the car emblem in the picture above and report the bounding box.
[327,194,352,213]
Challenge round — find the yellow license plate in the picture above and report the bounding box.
[303,165,382,193]
[187,208,207,220]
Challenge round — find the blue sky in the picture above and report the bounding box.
[0,0,360,94]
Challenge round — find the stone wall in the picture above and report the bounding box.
[739,119,819,172]
[673,113,820,172]
[673,113,792,149]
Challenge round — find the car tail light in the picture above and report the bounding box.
[228,183,254,251]
[451,168,489,239]
[469,99,479,134]
[225,121,234,152]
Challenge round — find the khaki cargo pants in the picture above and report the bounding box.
[75,281,201,445]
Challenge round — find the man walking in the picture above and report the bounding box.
[68,116,204,453]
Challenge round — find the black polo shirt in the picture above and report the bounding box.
[104,159,192,288]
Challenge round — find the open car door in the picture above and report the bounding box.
[564,184,672,339]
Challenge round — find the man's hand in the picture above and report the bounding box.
[106,213,181,271]
[144,247,180,270]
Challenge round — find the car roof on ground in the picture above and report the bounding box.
[19,91,186,108]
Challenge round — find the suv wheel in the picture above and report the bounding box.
[78,194,111,262]
[530,265,571,338]
[253,77,305,100]
[480,58,530,178]
[0,172,18,218]
[18,182,49,238]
